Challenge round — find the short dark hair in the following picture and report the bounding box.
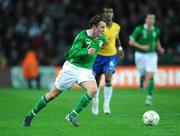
[89,14,104,28]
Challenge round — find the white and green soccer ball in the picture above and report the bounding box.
[143,110,160,126]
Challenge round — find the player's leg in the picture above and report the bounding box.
[23,86,62,127]
[144,72,154,105]
[135,52,146,91]
[144,53,157,105]
[66,80,97,127]
[140,74,145,91]
[103,72,113,114]
[24,61,76,127]
[103,55,117,114]
[91,55,103,115]
[92,75,101,115]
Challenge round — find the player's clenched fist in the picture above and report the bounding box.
[88,48,96,55]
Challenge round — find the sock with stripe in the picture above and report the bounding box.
[28,95,49,118]
[70,93,92,117]
[104,83,112,107]
[147,78,154,96]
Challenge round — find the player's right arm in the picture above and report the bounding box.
[129,26,149,51]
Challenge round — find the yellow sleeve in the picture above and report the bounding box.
[113,22,121,39]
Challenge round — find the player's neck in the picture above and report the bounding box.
[144,23,154,30]
[106,21,112,28]
[87,29,97,39]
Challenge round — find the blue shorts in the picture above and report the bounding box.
[93,55,118,77]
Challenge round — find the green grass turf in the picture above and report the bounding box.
[0,88,180,136]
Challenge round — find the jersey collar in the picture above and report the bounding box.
[144,24,154,30]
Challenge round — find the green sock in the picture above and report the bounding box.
[140,75,145,89]
[146,78,154,96]
[70,93,92,117]
[28,95,49,118]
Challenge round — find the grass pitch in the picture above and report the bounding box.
[0,88,180,136]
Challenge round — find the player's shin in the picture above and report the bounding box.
[70,93,92,117]
[140,75,145,90]
[92,88,100,115]
[28,95,49,118]
[147,78,154,96]
[103,83,112,113]
[145,78,154,105]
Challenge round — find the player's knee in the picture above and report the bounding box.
[46,90,59,100]
[87,86,98,97]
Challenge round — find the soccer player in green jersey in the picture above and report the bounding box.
[23,14,106,127]
[129,14,165,105]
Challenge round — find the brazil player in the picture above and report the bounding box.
[23,14,106,127]
[92,8,125,115]
[129,14,165,105]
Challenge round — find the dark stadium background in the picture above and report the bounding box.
[0,0,180,66]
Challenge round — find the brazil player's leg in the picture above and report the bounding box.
[92,75,101,115]
[92,55,117,115]
[103,72,113,114]
[91,55,103,115]
[103,56,117,114]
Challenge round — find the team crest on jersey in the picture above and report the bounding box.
[152,32,157,37]
[113,31,118,36]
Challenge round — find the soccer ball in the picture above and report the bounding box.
[143,110,160,126]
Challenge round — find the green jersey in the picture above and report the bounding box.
[130,24,160,53]
[65,30,106,69]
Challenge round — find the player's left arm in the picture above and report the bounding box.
[156,40,165,54]
[116,37,125,59]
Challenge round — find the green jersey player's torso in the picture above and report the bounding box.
[130,24,160,53]
[65,30,106,69]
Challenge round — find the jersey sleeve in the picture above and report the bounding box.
[65,32,88,60]
[129,26,141,41]
[116,24,121,39]
[156,28,160,41]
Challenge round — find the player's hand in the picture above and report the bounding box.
[141,45,150,51]
[88,48,96,55]
[158,47,165,54]
[118,50,125,59]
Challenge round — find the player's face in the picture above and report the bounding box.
[145,15,155,27]
[103,8,114,22]
[93,21,106,37]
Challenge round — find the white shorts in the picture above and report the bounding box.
[135,52,158,75]
[54,61,95,91]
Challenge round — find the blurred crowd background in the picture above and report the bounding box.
[0,0,180,68]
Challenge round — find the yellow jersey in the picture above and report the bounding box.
[98,22,120,56]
